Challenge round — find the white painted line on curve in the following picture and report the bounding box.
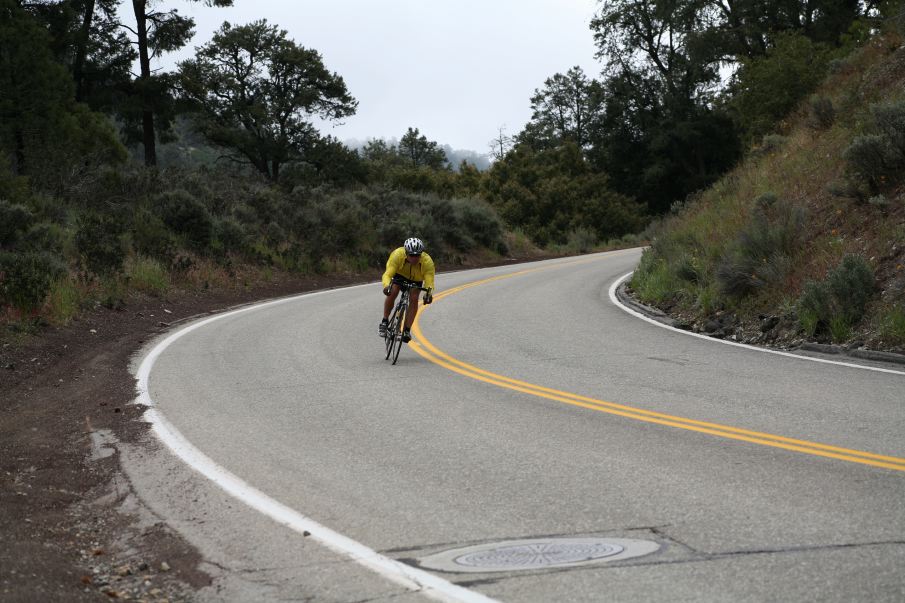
[134,284,498,603]
[609,271,905,377]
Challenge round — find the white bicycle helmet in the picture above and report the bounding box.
[404,237,424,255]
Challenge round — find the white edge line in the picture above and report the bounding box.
[133,283,498,603]
[609,272,905,377]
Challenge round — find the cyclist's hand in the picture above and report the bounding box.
[383,286,392,296]
[423,293,433,305]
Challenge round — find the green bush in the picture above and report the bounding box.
[154,189,213,250]
[716,202,806,297]
[75,212,126,277]
[0,251,66,312]
[132,209,176,262]
[843,134,900,192]
[0,201,33,246]
[798,254,875,340]
[455,197,505,251]
[214,217,248,252]
[22,222,66,254]
[843,102,905,193]
[872,101,905,155]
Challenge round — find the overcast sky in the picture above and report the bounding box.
[158,0,603,156]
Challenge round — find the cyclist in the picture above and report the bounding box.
[378,237,435,342]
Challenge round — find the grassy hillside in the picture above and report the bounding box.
[630,28,905,352]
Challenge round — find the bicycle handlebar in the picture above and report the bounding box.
[390,279,431,293]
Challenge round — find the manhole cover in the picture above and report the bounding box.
[418,538,659,573]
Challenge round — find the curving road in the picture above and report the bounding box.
[139,249,905,602]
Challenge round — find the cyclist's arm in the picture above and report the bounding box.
[421,254,436,293]
[381,248,405,288]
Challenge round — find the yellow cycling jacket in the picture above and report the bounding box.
[381,247,435,291]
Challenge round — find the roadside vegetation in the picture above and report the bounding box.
[631,16,905,352]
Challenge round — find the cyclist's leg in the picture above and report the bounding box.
[383,283,401,319]
[404,288,419,330]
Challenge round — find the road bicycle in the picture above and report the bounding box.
[384,279,429,365]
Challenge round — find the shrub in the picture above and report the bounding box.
[843,102,905,193]
[716,202,806,297]
[214,217,248,253]
[843,134,900,192]
[827,178,869,201]
[132,209,176,262]
[759,135,788,154]
[798,254,875,340]
[154,189,213,250]
[456,198,506,252]
[0,251,66,312]
[755,192,778,209]
[674,253,700,283]
[22,222,66,254]
[561,228,597,254]
[807,95,835,130]
[75,212,126,277]
[0,201,33,246]
[872,101,905,155]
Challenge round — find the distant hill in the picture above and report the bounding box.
[629,29,905,353]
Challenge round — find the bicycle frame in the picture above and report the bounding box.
[383,280,428,365]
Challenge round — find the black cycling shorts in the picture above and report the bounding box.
[391,275,423,288]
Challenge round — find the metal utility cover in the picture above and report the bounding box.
[418,538,660,573]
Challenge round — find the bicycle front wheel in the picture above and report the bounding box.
[390,308,405,364]
[385,306,402,360]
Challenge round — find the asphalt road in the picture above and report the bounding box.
[139,249,905,602]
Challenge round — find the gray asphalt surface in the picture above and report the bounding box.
[143,249,905,602]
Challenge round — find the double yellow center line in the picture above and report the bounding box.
[410,259,905,473]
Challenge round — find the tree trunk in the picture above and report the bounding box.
[132,0,156,166]
[73,0,96,102]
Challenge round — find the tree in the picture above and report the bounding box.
[488,125,513,160]
[520,67,605,151]
[728,32,832,142]
[124,0,232,166]
[0,0,124,184]
[179,20,358,181]
[591,0,721,115]
[484,141,647,245]
[397,127,449,169]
